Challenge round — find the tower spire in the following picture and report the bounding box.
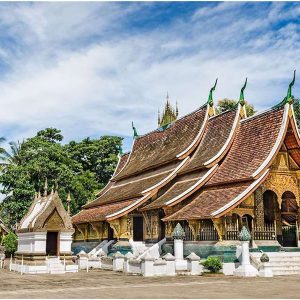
[132,121,138,139]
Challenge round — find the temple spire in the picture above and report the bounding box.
[66,192,71,215]
[285,70,296,104]
[158,94,178,127]
[207,78,218,107]
[43,178,48,196]
[239,78,247,106]
[132,122,138,139]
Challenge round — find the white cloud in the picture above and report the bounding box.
[0,2,299,152]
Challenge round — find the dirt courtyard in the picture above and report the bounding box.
[1,268,300,299]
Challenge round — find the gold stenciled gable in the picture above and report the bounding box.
[158,93,178,127]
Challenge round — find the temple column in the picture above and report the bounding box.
[108,216,132,240]
[188,220,200,241]
[212,218,224,241]
[254,187,264,227]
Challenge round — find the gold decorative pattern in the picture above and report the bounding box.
[43,209,64,230]
[212,218,224,241]
[263,172,299,206]
[188,220,200,240]
[108,216,132,240]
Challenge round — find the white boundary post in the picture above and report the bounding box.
[21,255,24,275]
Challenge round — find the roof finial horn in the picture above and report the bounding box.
[132,121,138,139]
[286,70,296,104]
[208,78,218,107]
[239,78,247,106]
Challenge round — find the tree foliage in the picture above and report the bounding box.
[1,231,17,255]
[202,256,222,273]
[293,98,300,129]
[0,128,122,228]
[216,99,256,117]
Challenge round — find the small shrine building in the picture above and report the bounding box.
[72,73,300,251]
[16,189,74,262]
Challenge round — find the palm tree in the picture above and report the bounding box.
[0,140,23,170]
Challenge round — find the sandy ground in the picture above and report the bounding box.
[1,268,300,299]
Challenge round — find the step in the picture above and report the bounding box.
[176,270,191,276]
[272,270,300,275]
[267,265,300,270]
[266,262,300,267]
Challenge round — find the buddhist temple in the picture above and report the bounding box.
[14,186,78,273]
[72,72,300,254]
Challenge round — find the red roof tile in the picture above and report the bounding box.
[180,109,237,173]
[207,106,285,185]
[72,199,136,224]
[163,181,252,221]
[114,107,207,180]
[84,162,179,208]
[141,170,208,210]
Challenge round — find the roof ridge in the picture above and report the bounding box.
[241,104,284,123]
[136,103,207,139]
[209,107,237,120]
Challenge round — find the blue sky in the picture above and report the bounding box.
[0,2,300,152]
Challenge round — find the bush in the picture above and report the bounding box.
[1,232,17,256]
[201,256,222,273]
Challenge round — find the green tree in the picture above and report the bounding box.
[0,141,24,169]
[216,99,256,117]
[1,231,17,256]
[65,136,122,184]
[0,128,122,228]
[293,98,300,129]
[36,127,63,142]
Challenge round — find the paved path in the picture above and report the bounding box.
[0,268,300,298]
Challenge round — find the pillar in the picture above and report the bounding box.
[186,252,202,275]
[254,188,264,227]
[113,251,125,271]
[234,227,258,277]
[174,239,183,261]
[141,253,154,277]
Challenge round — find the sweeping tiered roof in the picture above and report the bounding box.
[73,74,300,226]
[72,103,210,224]
[164,102,300,221]
[142,108,240,211]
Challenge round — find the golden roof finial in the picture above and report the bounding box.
[43,178,48,196]
[67,192,71,215]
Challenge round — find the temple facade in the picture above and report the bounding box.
[72,74,300,251]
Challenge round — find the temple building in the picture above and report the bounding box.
[14,186,78,273]
[72,72,300,252]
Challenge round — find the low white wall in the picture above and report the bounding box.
[17,232,47,254]
[59,232,73,253]
[101,257,113,270]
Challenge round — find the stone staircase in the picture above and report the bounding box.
[251,252,300,275]
[46,257,65,274]
[130,240,152,257]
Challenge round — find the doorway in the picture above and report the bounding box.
[281,191,298,247]
[108,225,114,240]
[133,216,144,241]
[46,231,58,256]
